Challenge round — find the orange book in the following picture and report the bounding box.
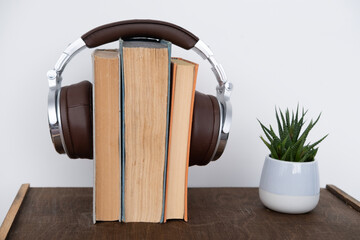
[165,58,198,221]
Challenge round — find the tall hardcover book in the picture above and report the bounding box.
[120,40,171,223]
[165,58,198,221]
[93,49,121,222]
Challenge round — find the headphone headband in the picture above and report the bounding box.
[49,20,231,92]
[81,19,199,49]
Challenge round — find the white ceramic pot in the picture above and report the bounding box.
[259,155,320,214]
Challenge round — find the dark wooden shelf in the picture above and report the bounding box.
[1,185,359,239]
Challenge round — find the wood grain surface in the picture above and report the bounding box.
[5,187,360,240]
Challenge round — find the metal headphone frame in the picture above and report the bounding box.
[47,26,233,162]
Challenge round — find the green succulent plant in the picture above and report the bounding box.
[258,106,328,162]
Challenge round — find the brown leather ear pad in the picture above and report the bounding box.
[60,81,93,159]
[189,91,220,166]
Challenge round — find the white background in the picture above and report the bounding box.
[1,0,359,224]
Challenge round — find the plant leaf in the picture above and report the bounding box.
[257,119,274,142]
[275,107,284,139]
[308,134,328,149]
[260,136,279,159]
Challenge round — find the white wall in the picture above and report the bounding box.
[1,0,359,224]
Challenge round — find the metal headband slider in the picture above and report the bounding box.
[193,40,232,93]
[54,38,86,74]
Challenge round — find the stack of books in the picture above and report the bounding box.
[93,39,198,223]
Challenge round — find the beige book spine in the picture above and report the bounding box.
[93,49,120,221]
[123,43,169,222]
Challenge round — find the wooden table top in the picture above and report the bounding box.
[1,185,360,240]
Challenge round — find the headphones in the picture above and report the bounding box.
[47,19,232,166]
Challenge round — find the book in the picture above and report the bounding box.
[93,49,121,221]
[164,58,198,221]
[120,40,171,223]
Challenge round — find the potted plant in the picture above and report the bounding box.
[258,106,328,214]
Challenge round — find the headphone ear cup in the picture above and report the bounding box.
[189,91,220,166]
[60,81,93,159]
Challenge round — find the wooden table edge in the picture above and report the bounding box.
[0,184,30,240]
[1,184,359,239]
[326,184,360,212]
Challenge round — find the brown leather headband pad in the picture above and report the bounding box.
[81,19,199,50]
